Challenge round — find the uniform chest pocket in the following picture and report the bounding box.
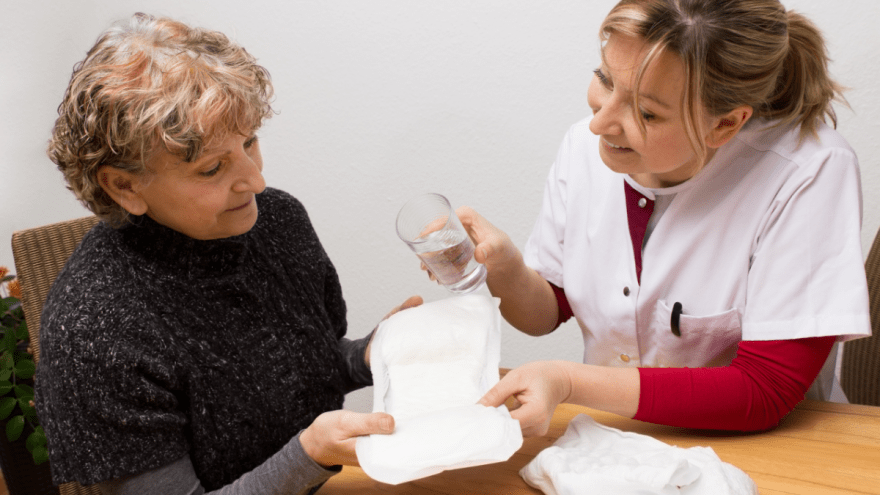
[645,300,742,368]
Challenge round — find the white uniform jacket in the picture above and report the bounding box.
[524,117,871,381]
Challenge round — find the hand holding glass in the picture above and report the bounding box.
[396,193,487,294]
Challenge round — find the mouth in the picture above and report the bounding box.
[226,199,252,212]
[602,139,633,152]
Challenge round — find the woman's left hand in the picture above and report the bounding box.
[364,295,423,367]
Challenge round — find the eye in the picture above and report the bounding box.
[200,162,222,177]
[244,136,258,149]
[640,110,656,122]
[593,68,611,89]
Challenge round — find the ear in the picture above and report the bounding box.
[705,105,753,149]
[98,166,149,216]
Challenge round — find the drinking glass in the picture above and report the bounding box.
[396,193,487,294]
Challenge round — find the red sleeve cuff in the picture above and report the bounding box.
[549,282,574,329]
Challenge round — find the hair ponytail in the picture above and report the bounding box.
[763,10,846,136]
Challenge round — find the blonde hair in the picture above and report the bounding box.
[600,0,845,162]
[47,13,274,226]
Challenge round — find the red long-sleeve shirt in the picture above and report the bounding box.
[549,274,835,431]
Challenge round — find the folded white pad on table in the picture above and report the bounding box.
[521,414,758,495]
[356,294,523,485]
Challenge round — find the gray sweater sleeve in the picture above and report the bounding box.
[337,332,374,392]
[96,432,339,495]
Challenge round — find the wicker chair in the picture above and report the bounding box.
[11,215,102,495]
[841,225,880,406]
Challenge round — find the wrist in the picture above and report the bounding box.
[485,248,525,281]
[553,360,576,405]
[299,426,332,468]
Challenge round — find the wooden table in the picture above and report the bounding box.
[317,400,880,494]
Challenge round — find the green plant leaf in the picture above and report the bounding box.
[32,445,49,465]
[0,297,10,315]
[6,415,24,441]
[26,428,46,453]
[19,396,36,418]
[0,370,10,382]
[0,397,15,419]
[0,380,11,396]
[15,321,29,341]
[14,384,35,399]
[1,331,16,355]
[14,358,35,379]
[0,353,12,371]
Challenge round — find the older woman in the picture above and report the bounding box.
[37,13,419,494]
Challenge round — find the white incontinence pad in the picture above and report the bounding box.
[521,414,758,495]
[356,294,523,485]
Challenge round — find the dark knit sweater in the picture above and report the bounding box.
[35,187,372,490]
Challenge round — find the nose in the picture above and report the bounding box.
[588,88,624,137]
[232,150,266,194]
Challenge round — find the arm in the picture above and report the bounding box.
[636,336,836,431]
[481,336,835,435]
[321,228,422,388]
[98,411,396,495]
[337,336,373,393]
[456,206,558,335]
[97,434,334,495]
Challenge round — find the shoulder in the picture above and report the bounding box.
[40,225,166,365]
[255,187,306,213]
[254,187,314,233]
[250,187,330,261]
[733,119,858,172]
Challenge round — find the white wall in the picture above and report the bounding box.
[2,0,878,413]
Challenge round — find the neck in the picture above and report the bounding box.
[629,148,717,189]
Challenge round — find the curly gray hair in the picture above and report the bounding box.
[48,13,274,226]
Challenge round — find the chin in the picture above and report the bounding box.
[598,148,635,175]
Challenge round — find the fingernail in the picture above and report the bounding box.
[380,416,394,432]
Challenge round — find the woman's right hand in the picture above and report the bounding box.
[455,206,522,274]
[419,206,522,283]
[455,206,559,335]
[300,410,394,468]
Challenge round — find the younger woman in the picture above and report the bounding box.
[467,0,871,434]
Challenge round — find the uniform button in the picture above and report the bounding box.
[638,198,647,208]
[619,354,631,363]
[623,286,630,296]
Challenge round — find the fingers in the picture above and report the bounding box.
[478,378,552,437]
[382,295,423,320]
[343,411,395,437]
[455,205,484,241]
[473,241,491,265]
[454,205,513,270]
[479,363,565,438]
[454,205,480,228]
[509,402,553,438]
[397,295,423,312]
[479,377,519,408]
[301,411,396,468]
